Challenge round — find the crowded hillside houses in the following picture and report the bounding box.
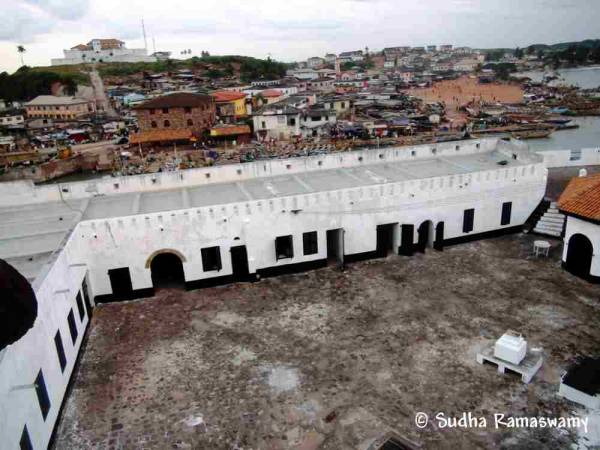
[2,40,599,181]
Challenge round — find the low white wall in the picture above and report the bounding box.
[537,147,600,168]
[0,246,90,450]
[0,139,500,208]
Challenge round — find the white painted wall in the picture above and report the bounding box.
[562,215,600,277]
[0,247,89,450]
[537,148,600,168]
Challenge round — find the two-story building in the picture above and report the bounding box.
[131,93,215,145]
[211,91,248,123]
[252,104,301,141]
[0,109,25,127]
[24,96,95,120]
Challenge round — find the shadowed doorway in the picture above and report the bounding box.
[565,233,593,280]
[150,253,185,288]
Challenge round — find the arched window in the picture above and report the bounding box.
[164,119,170,127]
[151,121,157,128]
[187,119,193,126]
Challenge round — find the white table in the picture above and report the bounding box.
[533,240,551,257]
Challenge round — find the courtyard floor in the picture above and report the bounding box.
[53,233,600,450]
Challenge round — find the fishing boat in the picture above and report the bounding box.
[511,129,553,140]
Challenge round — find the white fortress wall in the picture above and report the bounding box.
[72,158,547,299]
[0,245,90,450]
[537,147,600,168]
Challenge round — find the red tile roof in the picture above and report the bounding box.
[211,91,247,102]
[558,173,600,221]
[260,89,283,98]
[129,129,192,144]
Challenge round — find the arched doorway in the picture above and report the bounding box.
[565,234,593,279]
[149,252,185,289]
[417,221,434,253]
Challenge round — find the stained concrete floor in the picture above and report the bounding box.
[53,234,600,450]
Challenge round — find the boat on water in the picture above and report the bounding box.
[511,129,554,140]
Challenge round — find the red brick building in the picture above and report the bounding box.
[131,93,216,145]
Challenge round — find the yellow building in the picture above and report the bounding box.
[24,95,95,120]
[211,91,247,121]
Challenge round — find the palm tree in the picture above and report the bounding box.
[17,45,26,66]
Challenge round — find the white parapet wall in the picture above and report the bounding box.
[537,147,600,168]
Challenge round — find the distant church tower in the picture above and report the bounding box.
[335,58,341,77]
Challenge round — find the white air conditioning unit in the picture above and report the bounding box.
[494,330,527,365]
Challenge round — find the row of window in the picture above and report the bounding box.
[150,119,208,128]
[276,231,318,260]
[19,283,89,450]
[149,105,210,115]
[462,202,512,233]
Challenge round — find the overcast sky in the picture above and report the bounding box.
[1,0,599,73]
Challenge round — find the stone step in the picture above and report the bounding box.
[550,201,558,208]
[543,212,565,220]
[540,215,565,224]
[536,221,564,230]
[533,227,562,237]
[547,208,561,214]
[535,224,562,234]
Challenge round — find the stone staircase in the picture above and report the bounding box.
[533,202,565,237]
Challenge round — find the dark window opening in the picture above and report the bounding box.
[163,119,170,127]
[54,331,67,372]
[501,202,512,226]
[108,267,133,298]
[434,221,445,251]
[76,292,85,321]
[149,108,156,115]
[187,118,194,126]
[184,106,192,114]
[67,310,77,344]
[303,231,318,255]
[463,208,474,233]
[566,234,593,279]
[20,426,33,450]
[201,246,222,271]
[162,107,169,113]
[288,118,296,126]
[151,120,157,128]
[275,235,294,260]
[35,370,51,420]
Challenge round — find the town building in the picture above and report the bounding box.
[454,59,480,72]
[211,91,248,122]
[307,57,325,68]
[260,89,286,104]
[300,108,337,137]
[558,172,600,283]
[252,103,301,140]
[440,44,453,52]
[0,109,25,127]
[324,53,337,64]
[307,77,335,93]
[24,96,95,119]
[130,93,215,145]
[427,45,437,52]
[51,39,155,65]
[338,50,364,63]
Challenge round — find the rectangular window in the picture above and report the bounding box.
[54,331,67,372]
[162,107,169,113]
[20,426,33,450]
[463,209,474,233]
[303,231,318,255]
[34,370,51,420]
[288,118,296,126]
[501,202,512,226]
[67,309,78,344]
[261,121,266,129]
[184,106,192,114]
[149,108,155,115]
[201,246,222,271]
[275,235,294,260]
[76,291,85,321]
